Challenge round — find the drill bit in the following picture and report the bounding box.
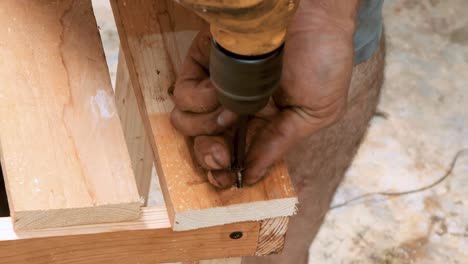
[231,115,248,188]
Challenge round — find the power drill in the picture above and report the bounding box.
[177,0,299,187]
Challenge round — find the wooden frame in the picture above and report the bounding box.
[111,0,297,232]
[0,0,141,231]
[0,209,287,263]
[0,0,296,262]
[0,207,260,263]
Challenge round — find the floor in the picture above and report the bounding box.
[92,0,467,263]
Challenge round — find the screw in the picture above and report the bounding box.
[230,231,243,240]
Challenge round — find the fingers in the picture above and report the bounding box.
[193,136,230,170]
[180,28,211,74]
[171,108,237,136]
[244,108,336,185]
[173,79,219,113]
[173,29,218,113]
[208,170,236,189]
[171,108,223,136]
[171,29,238,189]
[253,97,280,121]
[193,136,236,189]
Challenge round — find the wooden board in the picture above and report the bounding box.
[0,0,141,230]
[182,217,289,262]
[0,207,260,264]
[115,50,154,205]
[111,0,297,231]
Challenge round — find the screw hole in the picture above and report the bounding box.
[230,231,243,239]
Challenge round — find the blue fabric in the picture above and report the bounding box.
[353,0,384,64]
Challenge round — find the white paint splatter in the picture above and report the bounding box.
[90,89,116,119]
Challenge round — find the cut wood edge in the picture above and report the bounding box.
[173,198,297,231]
[256,217,289,256]
[1,206,169,241]
[115,50,154,205]
[13,201,142,231]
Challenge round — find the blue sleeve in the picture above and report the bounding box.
[353,0,384,64]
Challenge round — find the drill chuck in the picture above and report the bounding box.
[210,40,284,115]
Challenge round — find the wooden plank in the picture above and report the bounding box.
[181,217,289,263]
[0,0,141,230]
[115,50,154,205]
[111,0,297,231]
[0,207,260,264]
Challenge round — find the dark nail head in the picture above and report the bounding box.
[230,231,243,240]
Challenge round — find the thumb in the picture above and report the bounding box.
[243,108,333,185]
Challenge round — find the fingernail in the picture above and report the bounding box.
[204,155,223,170]
[207,171,222,188]
[217,109,236,127]
[246,168,267,185]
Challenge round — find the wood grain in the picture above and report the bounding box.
[0,207,260,264]
[0,0,140,230]
[256,217,289,255]
[115,50,154,205]
[111,0,297,231]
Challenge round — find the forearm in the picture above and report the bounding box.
[295,0,361,35]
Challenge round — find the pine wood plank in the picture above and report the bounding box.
[115,50,154,205]
[111,0,297,231]
[0,0,140,230]
[180,217,289,263]
[0,207,260,264]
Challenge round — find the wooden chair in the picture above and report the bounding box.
[0,1,297,263]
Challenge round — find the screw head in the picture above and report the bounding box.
[230,231,243,240]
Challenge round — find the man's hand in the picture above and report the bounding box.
[171,0,359,188]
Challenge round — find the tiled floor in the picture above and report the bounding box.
[93,0,467,263]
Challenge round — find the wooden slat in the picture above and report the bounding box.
[0,207,260,264]
[178,215,288,262]
[111,0,297,232]
[115,50,154,205]
[0,0,140,230]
